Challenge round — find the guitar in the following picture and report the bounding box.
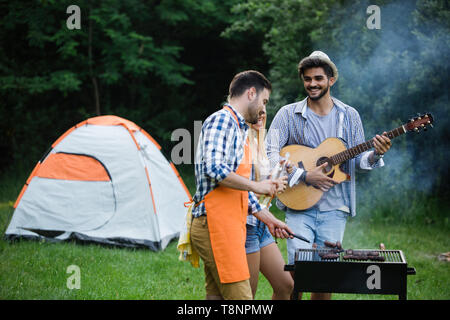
[277,113,434,210]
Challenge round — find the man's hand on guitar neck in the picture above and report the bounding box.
[305,162,339,192]
[369,131,392,165]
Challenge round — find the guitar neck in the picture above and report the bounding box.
[330,125,406,165]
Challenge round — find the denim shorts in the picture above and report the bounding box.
[245,220,275,254]
[285,208,348,265]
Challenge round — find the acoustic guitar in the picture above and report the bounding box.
[277,113,434,210]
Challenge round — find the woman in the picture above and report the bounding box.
[245,111,294,300]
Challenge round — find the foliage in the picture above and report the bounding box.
[224,0,450,200]
[223,0,343,114]
[0,0,448,203]
[0,0,267,172]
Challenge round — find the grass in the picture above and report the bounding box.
[0,165,449,300]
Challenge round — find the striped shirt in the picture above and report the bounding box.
[266,97,384,217]
[192,104,262,218]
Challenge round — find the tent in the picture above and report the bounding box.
[5,115,191,250]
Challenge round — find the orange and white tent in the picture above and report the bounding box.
[5,115,191,250]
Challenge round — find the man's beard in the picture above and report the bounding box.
[307,83,329,101]
[247,100,260,124]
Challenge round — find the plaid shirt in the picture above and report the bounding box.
[192,104,262,217]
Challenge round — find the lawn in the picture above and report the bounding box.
[0,167,449,300]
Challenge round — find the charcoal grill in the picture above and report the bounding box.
[284,248,416,300]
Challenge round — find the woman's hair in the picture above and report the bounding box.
[247,117,271,181]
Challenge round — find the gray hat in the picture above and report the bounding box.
[298,51,339,82]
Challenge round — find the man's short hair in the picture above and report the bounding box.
[229,70,272,99]
[298,57,334,80]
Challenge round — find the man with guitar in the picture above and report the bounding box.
[266,51,392,300]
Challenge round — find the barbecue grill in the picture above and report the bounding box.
[284,248,416,300]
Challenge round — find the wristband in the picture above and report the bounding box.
[300,170,307,182]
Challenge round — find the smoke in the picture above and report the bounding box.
[313,0,450,218]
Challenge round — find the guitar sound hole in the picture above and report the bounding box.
[317,157,333,173]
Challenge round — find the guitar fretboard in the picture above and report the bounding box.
[330,126,406,165]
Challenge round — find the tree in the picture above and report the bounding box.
[0,0,266,171]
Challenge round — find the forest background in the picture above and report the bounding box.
[1,0,449,215]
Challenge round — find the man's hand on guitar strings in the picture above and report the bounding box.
[372,131,392,155]
[305,162,339,192]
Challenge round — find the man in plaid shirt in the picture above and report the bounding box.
[190,70,293,300]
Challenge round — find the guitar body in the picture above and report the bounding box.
[278,138,348,210]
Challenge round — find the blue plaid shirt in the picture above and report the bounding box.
[192,104,262,217]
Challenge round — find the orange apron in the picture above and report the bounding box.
[204,106,252,284]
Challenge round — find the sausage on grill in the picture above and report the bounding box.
[320,253,339,260]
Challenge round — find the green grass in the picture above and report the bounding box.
[0,166,449,300]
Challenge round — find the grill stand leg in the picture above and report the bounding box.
[399,274,408,300]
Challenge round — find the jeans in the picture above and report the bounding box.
[245,220,275,254]
[285,208,348,265]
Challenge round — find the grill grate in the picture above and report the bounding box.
[295,249,405,263]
